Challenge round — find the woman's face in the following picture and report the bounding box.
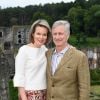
[32,26,48,47]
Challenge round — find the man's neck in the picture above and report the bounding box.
[56,43,69,53]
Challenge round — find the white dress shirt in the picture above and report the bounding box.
[51,45,70,75]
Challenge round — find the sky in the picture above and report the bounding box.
[0,0,75,9]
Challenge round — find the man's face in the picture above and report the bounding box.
[52,25,69,48]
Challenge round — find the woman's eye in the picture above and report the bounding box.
[37,32,41,35]
[43,33,47,36]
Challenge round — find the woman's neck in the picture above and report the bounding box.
[28,42,41,48]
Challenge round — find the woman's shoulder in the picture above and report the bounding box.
[17,45,29,54]
[19,45,27,50]
[41,45,48,51]
[15,45,27,57]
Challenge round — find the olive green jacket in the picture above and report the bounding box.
[46,47,90,100]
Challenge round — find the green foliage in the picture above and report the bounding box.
[68,6,85,33]
[74,0,86,8]
[84,4,100,37]
[90,69,100,85]
[31,11,53,26]
[10,17,18,26]
[91,81,100,85]
[97,30,100,37]
[9,80,18,100]
[0,0,99,37]
[69,35,100,48]
[87,37,100,47]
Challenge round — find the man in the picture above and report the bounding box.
[46,20,90,100]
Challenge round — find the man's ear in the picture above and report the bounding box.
[66,34,70,41]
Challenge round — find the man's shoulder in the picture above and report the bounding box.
[71,46,86,57]
[48,48,54,52]
[46,48,54,55]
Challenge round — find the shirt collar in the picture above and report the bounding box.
[53,44,70,55]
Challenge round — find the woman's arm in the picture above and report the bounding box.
[18,87,27,100]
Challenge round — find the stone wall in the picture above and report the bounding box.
[0,52,10,100]
[81,47,100,69]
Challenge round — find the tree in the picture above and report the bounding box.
[68,6,85,34]
[10,17,18,26]
[84,4,100,37]
[74,0,86,8]
[32,11,53,26]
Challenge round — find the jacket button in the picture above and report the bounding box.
[52,96,54,98]
[52,84,55,87]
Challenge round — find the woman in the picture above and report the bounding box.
[13,19,51,100]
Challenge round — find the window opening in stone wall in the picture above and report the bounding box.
[4,42,11,50]
[18,34,21,38]
[18,39,21,44]
[0,31,3,37]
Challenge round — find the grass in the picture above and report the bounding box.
[90,85,100,100]
[91,85,100,95]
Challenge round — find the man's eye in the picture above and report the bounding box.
[59,33,63,35]
[53,33,57,35]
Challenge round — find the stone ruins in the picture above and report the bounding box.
[0,26,100,100]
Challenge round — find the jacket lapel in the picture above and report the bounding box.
[47,48,54,76]
[54,47,74,75]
